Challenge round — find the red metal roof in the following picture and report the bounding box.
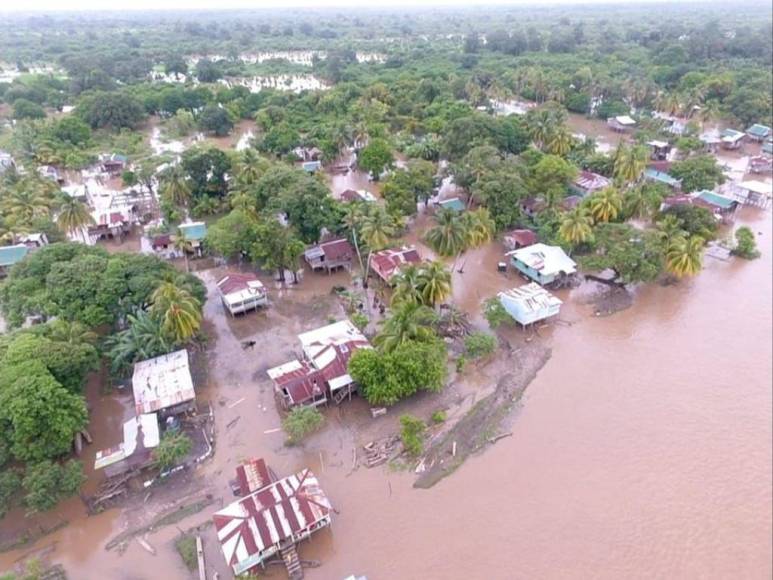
[648,160,673,173]
[235,458,274,497]
[217,273,261,296]
[339,189,360,202]
[319,238,354,262]
[504,229,537,248]
[213,468,332,575]
[271,361,327,406]
[370,247,421,282]
[109,212,125,224]
[574,170,611,193]
[152,234,171,248]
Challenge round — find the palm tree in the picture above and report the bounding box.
[173,229,191,272]
[559,207,594,246]
[237,148,267,185]
[588,187,623,223]
[698,100,721,130]
[461,208,495,249]
[419,261,452,308]
[47,319,98,345]
[373,302,435,353]
[161,166,192,209]
[359,205,396,284]
[546,127,573,157]
[426,208,466,257]
[56,195,94,242]
[2,182,55,225]
[342,202,366,274]
[526,109,556,151]
[283,237,306,284]
[656,214,685,246]
[624,186,664,221]
[613,144,648,184]
[666,235,704,278]
[150,282,202,343]
[391,264,424,306]
[106,310,174,375]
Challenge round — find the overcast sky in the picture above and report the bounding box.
[0,0,716,13]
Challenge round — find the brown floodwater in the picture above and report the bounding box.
[2,116,770,579]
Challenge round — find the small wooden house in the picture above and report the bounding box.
[503,229,537,251]
[0,244,28,277]
[498,283,562,327]
[646,140,671,161]
[720,129,745,150]
[746,124,771,142]
[571,170,611,197]
[304,238,355,273]
[217,273,268,316]
[607,115,636,132]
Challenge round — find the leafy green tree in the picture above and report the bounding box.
[206,209,258,259]
[12,99,46,120]
[152,431,192,471]
[22,460,85,513]
[197,104,233,137]
[669,155,726,192]
[580,223,665,286]
[282,407,325,444]
[483,296,511,329]
[732,226,759,259]
[623,183,668,221]
[659,204,718,240]
[358,139,394,180]
[0,361,88,462]
[529,154,577,207]
[76,91,145,129]
[181,146,231,198]
[0,470,20,518]
[51,117,91,146]
[382,160,435,217]
[349,338,447,406]
[399,415,426,457]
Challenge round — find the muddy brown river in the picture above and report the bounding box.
[1,128,771,579]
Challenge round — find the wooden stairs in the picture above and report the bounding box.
[281,543,304,580]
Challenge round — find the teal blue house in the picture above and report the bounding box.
[0,244,29,277]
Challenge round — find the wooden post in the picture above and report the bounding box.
[196,536,206,580]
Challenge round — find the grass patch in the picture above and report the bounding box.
[175,534,198,572]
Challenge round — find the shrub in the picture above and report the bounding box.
[0,470,21,518]
[483,297,511,329]
[400,415,426,457]
[464,332,497,358]
[22,460,85,514]
[351,312,369,330]
[732,226,760,259]
[431,410,447,424]
[282,407,324,444]
[153,431,192,471]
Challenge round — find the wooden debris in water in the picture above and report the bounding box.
[196,536,206,580]
[488,432,513,445]
[363,434,400,467]
[137,536,156,555]
[370,407,387,418]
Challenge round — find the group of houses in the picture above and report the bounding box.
[94,349,196,478]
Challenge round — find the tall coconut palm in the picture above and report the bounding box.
[173,229,191,272]
[161,166,192,209]
[426,208,466,257]
[342,202,366,274]
[56,195,94,241]
[588,187,623,223]
[546,126,573,157]
[391,264,424,306]
[656,214,685,246]
[666,235,704,278]
[419,261,452,308]
[373,302,435,353]
[698,100,721,130]
[624,185,664,221]
[283,237,306,284]
[236,148,267,185]
[2,182,55,225]
[559,207,594,246]
[461,208,495,249]
[613,144,648,184]
[359,205,396,284]
[526,109,555,151]
[106,310,174,375]
[150,282,202,343]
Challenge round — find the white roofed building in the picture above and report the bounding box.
[508,243,577,286]
[498,283,563,327]
[217,273,268,316]
[132,350,196,417]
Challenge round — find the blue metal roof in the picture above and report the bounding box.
[644,168,681,187]
[0,244,28,267]
[696,190,736,210]
[438,197,465,212]
[179,222,207,241]
[747,124,771,138]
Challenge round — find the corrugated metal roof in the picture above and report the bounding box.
[574,171,611,193]
[235,458,274,496]
[213,469,332,574]
[499,283,562,324]
[179,221,207,241]
[508,243,577,277]
[369,247,421,282]
[0,244,28,267]
[132,350,195,415]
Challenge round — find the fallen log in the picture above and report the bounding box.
[488,432,513,445]
[137,537,156,555]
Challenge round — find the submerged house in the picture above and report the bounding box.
[746,124,771,142]
[339,189,376,203]
[217,273,268,316]
[748,156,772,174]
[213,466,332,576]
[268,320,371,409]
[726,180,772,208]
[607,115,636,132]
[646,140,671,161]
[230,457,275,497]
[100,153,128,175]
[508,243,577,286]
[93,413,160,478]
[502,229,537,251]
[369,246,421,284]
[694,190,739,221]
[720,129,745,150]
[436,197,466,213]
[498,283,563,327]
[571,170,611,197]
[132,350,196,417]
[644,167,682,191]
[178,221,207,255]
[304,238,355,273]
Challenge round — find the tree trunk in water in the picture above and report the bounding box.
[352,229,364,274]
[584,273,626,288]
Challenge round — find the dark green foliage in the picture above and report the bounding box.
[76,91,146,129]
[205,209,258,259]
[198,104,233,136]
[12,98,46,120]
[22,460,85,513]
[349,338,447,406]
[580,223,665,285]
[659,204,718,240]
[181,146,232,198]
[382,160,435,217]
[0,243,204,329]
[483,297,511,329]
[0,470,21,518]
[669,155,726,193]
[282,407,325,444]
[358,139,394,179]
[399,415,426,457]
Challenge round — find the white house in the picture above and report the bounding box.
[132,350,195,417]
[217,273,268,316]
[508,243,577,286]
[498,283,563,326]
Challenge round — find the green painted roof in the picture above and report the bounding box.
[747,124,771,137]
[0,244,28,267]
[696,190,735,210]
[644,168,681,187]
[721,128,744,139]
[439,197,466,212]
[179,222,207,241]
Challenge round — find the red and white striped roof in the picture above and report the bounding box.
[213,468,332,575]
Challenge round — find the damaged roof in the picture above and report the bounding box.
[132,350,195,415]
